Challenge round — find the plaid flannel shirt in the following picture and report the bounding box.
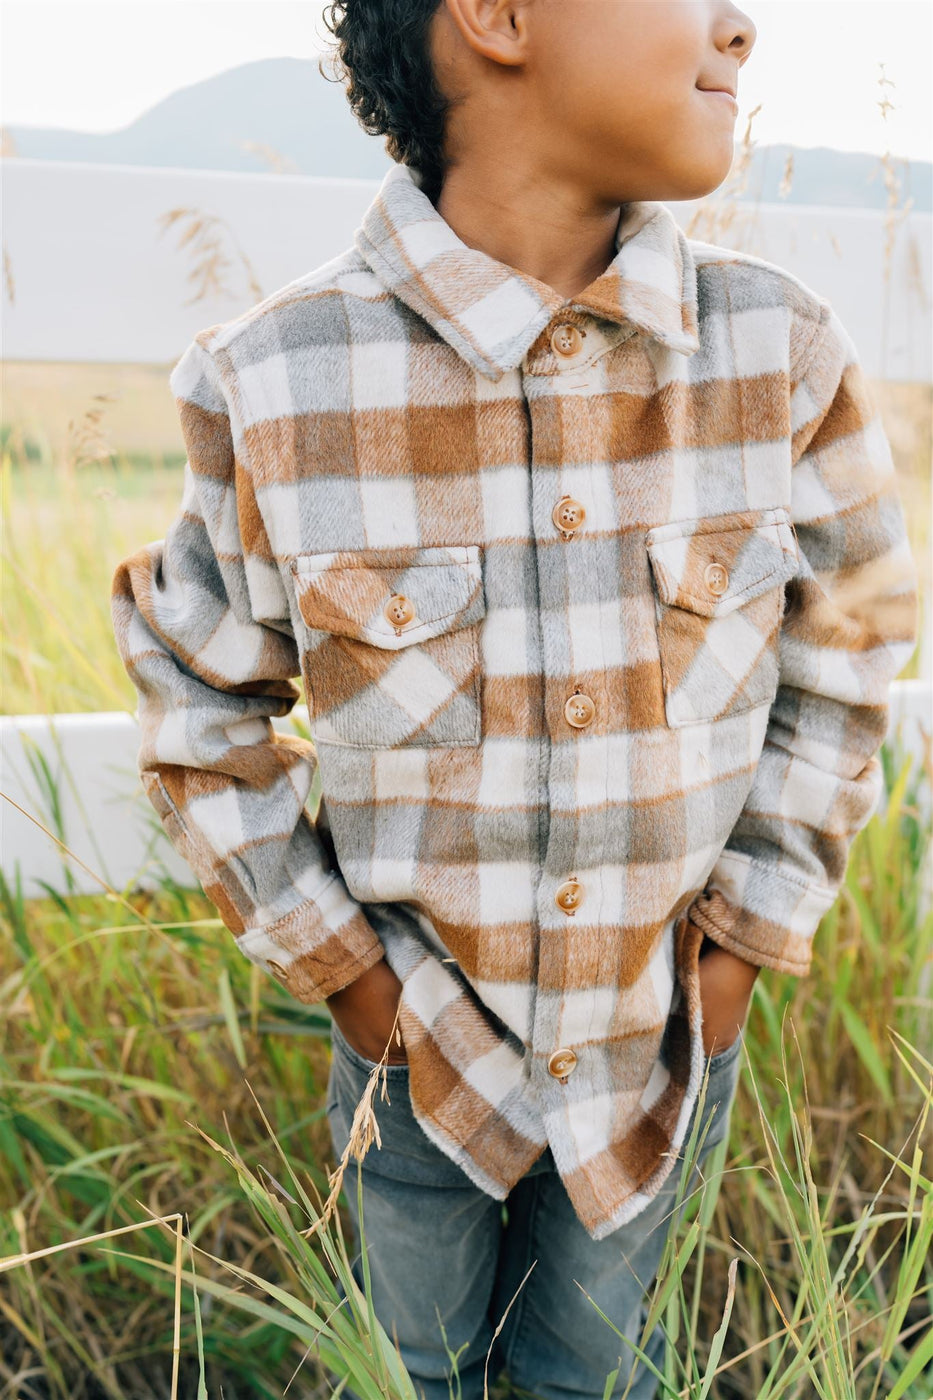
[111,161,918,1240]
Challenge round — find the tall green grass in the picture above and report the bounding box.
[2,739,931,1398]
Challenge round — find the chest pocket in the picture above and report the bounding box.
[645,507,800,727]
[291,544,485,748]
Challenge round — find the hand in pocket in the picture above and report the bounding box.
[325,958,408,1064]
[696,935,759,1059]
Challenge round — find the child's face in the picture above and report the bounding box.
[437,0,757,205]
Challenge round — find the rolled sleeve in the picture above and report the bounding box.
[689,301,920,977]
[110,336,384,1001]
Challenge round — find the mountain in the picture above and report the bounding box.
[3,56,930,212]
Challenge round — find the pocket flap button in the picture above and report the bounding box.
[704,561,729,596]
[384,593,416,633]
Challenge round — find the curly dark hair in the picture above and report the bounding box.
[320,0,452,206]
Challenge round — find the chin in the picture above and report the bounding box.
[674,160,735,202]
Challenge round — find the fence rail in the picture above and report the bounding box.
[3,158,930,380]
[2,688,929,900]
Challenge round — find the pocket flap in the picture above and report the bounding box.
[291,544,485,649]
[645,507,799,618]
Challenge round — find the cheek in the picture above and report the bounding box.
[544,0,707,98]
[533,2,723,176]
[538,40,701,138]
[534,7,639,92]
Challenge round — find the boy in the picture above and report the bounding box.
[111,1,919,1395]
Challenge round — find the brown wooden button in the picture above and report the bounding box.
[704,561,729,596]
[550,323,584,357]
[564,690,595,728]
[552,496,586,537]
[555,876,584,914]
[384,593,416,631]
[547,1047,578,1081]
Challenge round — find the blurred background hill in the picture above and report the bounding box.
[3,55,931,210]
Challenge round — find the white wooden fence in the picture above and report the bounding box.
[2,158,930,898]
[4,158,930,378]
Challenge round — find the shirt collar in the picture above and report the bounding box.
[354,161,700,381]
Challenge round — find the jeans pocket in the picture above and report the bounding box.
[705,1026,744,1073]
[696,1029,743,1149]
[327,1021,476,1189]
[325,1042,341,1119]
[329,1016,412,1077]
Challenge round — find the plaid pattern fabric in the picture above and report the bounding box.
[111,161,918,1240]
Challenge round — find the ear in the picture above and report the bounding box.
[441,0,532,67]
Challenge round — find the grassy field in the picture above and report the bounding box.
[1,735,931,1398]
[2,337,932,1395]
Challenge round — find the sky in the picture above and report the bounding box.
[2,0,931,164]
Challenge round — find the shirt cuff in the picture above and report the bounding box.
[687,851,838,978]
[235,879,386,1002]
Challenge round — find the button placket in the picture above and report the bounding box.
[527,323,598,1100]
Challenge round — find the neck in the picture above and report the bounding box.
[434,160,623,303]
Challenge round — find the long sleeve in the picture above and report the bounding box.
[687,301,920,977]
[110,336,385,1001]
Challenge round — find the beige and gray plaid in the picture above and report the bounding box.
[111,161,918,1239]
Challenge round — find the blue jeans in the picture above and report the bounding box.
[325,1020,744,1400]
